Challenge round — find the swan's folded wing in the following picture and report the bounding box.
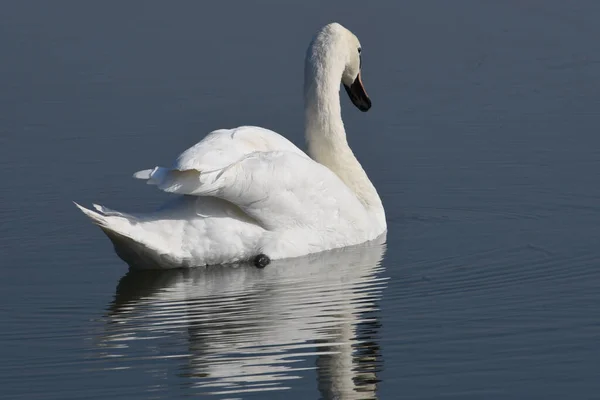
[197,151,370,230]
[142,151,367,231]
[133,126,308,184]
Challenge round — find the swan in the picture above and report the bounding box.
[75,22,386,269]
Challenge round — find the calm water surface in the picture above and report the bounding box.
[2,1,600,399]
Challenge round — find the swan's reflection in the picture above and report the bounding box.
[99,236,387,399]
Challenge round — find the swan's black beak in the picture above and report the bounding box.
[344,72,371,112]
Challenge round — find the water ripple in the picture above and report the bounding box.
[88,237,388,399]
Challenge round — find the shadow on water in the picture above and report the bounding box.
[94,236,388,399]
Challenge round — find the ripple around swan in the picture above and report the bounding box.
[88,237,388,399]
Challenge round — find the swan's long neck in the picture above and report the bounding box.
[304,37,385,225]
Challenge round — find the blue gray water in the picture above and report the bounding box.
[2,1,600,399]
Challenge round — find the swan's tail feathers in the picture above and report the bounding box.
[73,202,139,242]
[73,202,112,228]
[73,202,168,269]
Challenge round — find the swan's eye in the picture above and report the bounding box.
[358,48,362,69]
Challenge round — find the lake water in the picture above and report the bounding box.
[2,1,600,399]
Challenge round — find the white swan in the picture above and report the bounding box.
[75,22,386,269]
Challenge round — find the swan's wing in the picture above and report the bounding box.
[131,125,370,236]
[142,150,368,232]
[133,125,308,185]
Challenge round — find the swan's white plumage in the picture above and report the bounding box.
[170,126,308,171]
[76,23,386,269]
[133,126,308,194]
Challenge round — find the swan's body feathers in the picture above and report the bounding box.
[77,141,380,268]
[149,126,306,174]
[76,23,387,269]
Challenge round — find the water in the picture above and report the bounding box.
[1,1,600,399]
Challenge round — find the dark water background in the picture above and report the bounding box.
[2,1,600,399]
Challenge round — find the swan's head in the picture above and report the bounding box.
[306,23,371,112]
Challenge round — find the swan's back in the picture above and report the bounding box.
[176,126,308,170]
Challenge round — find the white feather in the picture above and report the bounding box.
[76,23,386,269]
